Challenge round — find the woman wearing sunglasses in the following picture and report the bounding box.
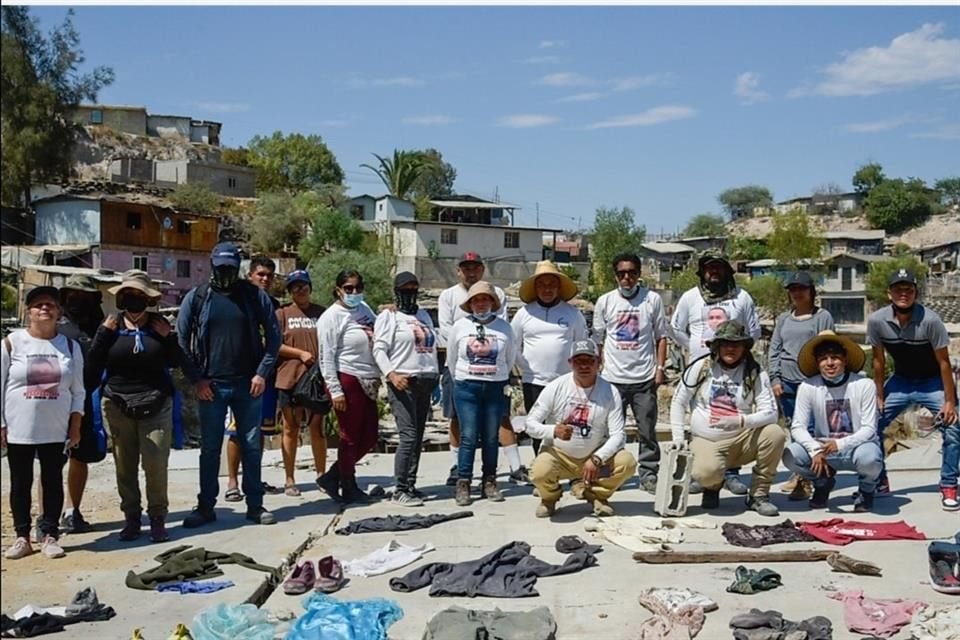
[447,281,518,506]
[316,270,380,505]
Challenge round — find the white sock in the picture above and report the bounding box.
[504,444,522,472]
[450,446,459,467]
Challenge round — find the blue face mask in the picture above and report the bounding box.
[342,293,364,308]
[822,371,846,384]
[618,285,638,298]
[473,310,494,322]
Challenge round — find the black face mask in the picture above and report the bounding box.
[120,295,148,314]
[395,288,419,315]
[211,265,240,291]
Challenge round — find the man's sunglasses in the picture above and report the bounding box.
[341,284,364,294]
[615,269,639,278]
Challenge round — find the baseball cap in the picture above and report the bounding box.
[570,339,600,359]
[286,270,311,289]
[394,271,418,288]
[26,286,60,307]
[459,252,483,266]
[784,271,815,289]
[888,268,918,287]
[211,242,242,268]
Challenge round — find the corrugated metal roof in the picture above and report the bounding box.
[24,264,173,286]
[822,230,886,240]
[430,200,519,210]
[641,242,695,254]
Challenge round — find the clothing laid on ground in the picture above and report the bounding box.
[728,609,832,640]
[157,580,235,594]
[372,308,439,377]
[512,300,588,385]
[189,603,276,640]
[343,540,436,577]
[905,605,960,640]
[726,566,783,595]
[768,309,835,386]
[790,373,879,455]
[388,540,598,597]
[274,302,324,390]
[423,606,558,640]
[316,302,379,398]
[436,283,507,349]
[334,511,473,535]
[638,587,717,639]
[721,520,816,548]
[1,588,115,638]
[447,316,517,382]
[582,519,685,553]
[637,615,694,640]
[555,535,603,555]
[827,590,927,638]
[285,592,403,640]
[670,287,761,360]
[797,519,926,546]
[125,545,274,590]
[593,287,667,385]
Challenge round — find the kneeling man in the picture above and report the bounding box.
[782,331,882,513]
[526,339,637,517]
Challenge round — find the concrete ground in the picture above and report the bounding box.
[1,437,956,639]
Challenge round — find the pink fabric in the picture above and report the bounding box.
[828,589,927,638]
[798,518,926,546]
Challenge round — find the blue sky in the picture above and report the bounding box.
[33,5,960,234]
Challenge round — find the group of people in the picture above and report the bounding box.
[3,242,958,560]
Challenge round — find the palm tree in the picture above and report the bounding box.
[360,149,424,200]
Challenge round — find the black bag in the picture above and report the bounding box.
[108,389,167,419]
[292,363,332,414]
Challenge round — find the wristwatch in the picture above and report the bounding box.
[590,454,603,467]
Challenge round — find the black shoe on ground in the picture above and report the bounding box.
[853,491,874,513]
[445,465,458,487]
[701,489,720,510]
[341,478,371,504]
[724,474,749,496]
[182,506,216,529]
[317,465,343,502]
[245,507,276,525]
[61,510,93,534]
[809,477,836,509]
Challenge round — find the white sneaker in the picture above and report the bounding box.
[41,536,65,559]
[5,537,33,559]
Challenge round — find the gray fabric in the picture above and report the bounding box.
[335,511,473,535]
[612,379,659,479]
[423,606,557,640]
[730,609,833,640]
[389,376,438,492]
[866,304,950,379]
[768,309,834,384]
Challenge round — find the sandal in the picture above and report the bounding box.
[262,482,284,495]
[224,488,243,502]
[284,484,301,497]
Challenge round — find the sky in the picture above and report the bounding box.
[30,5,960,235]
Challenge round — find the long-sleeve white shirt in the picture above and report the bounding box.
[790,373,878,456]
[524,373,625,462]
[447,316,516,382]
[372,309,439,378]
[436,283,507,349]
[593,287,667,385]
[669,357,777,443]
[316,302,380,398]
[1,330,85,445]
[511,301,588,386]
[670,287,761,359]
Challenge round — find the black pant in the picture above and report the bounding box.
[6,443,67,539]
[389,376,438,493]
[611,379,660,480]
[522,383,546,455]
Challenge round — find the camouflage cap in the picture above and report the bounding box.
[697,250,732,274]
[705,320,754,348]
[59,274,101,294]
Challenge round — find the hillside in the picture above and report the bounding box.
[70,125,221,181]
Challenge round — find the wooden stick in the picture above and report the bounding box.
[633,549,835,564]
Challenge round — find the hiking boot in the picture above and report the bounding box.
[455,479,472,507]
[724,474,749,495]
[149,516,169,543]
[746,495,780,517]
[41,536,65,559]
[446,465,459,487]
[341,478,371,505]
[785,474,813,501]
[853,491,875,513]
[482,476,504,502]
[5,537,33,560]
[182,506,216,529]
[246,507,276,525]
[941,485,960,512]
[701,489,720,510]
[809,477,836,509]
[61,510,93,534]
[688,479,703,494]
[317,464,342,502]
[508,466,531,485]
[640,475,658,494]
[391,490,424,507]
[535,501,556,518]
[118,513,142,541]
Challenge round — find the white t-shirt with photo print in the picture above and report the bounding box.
[593,287,667,385]
[372,308,439,378]
[447,316,516,382]
[670,287,761,359]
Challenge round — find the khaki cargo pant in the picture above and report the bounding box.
[531,446,637,504]
[690,424,786,497]
[103,397,173,518]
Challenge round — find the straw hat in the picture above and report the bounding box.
[108,269,162,301]
[459,281,502,313]
[518,260,577,303]
[798,330,866,377]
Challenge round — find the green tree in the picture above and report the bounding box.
[246,131,344,194]
[1,7,113,206]
[767,207,823,269]
[308,250,392,309]
[361,149,425,200]
[727,235,768,261]
[935,176,960,207]
[717,185,774,220]
[170,182,220,215]
[413,193,434,221]
[743,274,792,317]
[589,206,646,293]
[681,213,726,238]
[220,146,249,167]
[866,256,929,305]
[668,264,699,295]
[410,148,456,199]
[852,162,885,196]
[864,178,936,233]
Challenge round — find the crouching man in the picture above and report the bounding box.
[525,339,637,518]
[782,331,882,513]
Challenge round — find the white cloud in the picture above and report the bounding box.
[733,72,770,105]
[611,74,672,91]
[189,101,250,114]
[401,115,455,125]
[844,116,912,133]
[556,92,605,103]
[539,40,567,49]
[348,75,425,89]
[810,23,960,96]
[537,72,593,87]
[910,123,960,140]
[497,114,561,128]
[523,55,560,64]
[318,119,350,128]
[586,105,696,130]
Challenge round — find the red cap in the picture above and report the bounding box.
[459,251,483,265]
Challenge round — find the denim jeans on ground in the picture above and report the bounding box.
[197,379,264,510]
[878,375,960,488]
[611,379,659,480]
[782,440,883,494]
[453,379,507,480]
[389,376,438,492]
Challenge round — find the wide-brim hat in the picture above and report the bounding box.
[60,274,100,294]
[705,320,754,349]
[459,281,502,313]
[108,269,162,301]
[798,330,865,377]
[519,260,578,303]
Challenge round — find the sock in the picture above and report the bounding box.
[504,444,522,472]
[450,446,459,467]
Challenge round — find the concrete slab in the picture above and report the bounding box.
[2,445,956,639]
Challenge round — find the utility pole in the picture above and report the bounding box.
[536,202,540,228]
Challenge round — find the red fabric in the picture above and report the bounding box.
[334,372,379,479]
[798,518,926,546]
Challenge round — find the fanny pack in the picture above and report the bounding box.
[108,388,168,419]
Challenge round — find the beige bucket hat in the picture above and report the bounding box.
[459,281,502,313]
[798,330,866,377]
[518,260,578,303]
[108,269,162,301]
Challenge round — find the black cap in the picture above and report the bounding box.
[888,268,918,287]
[394,271,419,288]
[25,286,60,307]
[784,271,815,289]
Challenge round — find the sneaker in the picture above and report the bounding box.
[61,511,93,534]
[446,465,459,487]
[746,496,780,517]
[455,479,472,507]
[508,466,531,485]
[5,537,33,560]
[246,507,276,525]
[149,516,169,543]
[853,492,875,513]
[482,476,504,502]
[875,475,891,496]
[701,489,720,510]
[315,556,345,593]
[788,478,814,501]
[41,536,65,559]
[688,479,703,495]
[809,477,836,510]
[283,560,316,595]
[535,501,556,518]
[409,487,427,500]
[118,513,142,541]
[724,474,750,496]
[640,475,658,494]
[941,486,960,512]
[391,490,424,507]
[182,506,216,529]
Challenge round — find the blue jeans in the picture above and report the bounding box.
[453,379,507,480]
[778,380,803,429]
[782,441,883,494]
[879,375,960,488]
[198,379,264,510]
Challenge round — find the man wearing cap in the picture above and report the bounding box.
[437,252,509,486]
[782,331,882,512]
[671,251,761,496]
[593,252,667,493]
[526,339,637,517]
[177,242,282,527]
[867,268,959,511]
[56,275,107,534]
[274,269,327,496]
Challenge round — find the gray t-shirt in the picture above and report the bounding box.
[769,308,835,385]
[867,304,950,380]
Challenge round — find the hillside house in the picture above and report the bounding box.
[428,195,517,226]
[822,230,885,256]
[72,104,222,145]
[153,160,256,197]
[348,195,416,226]
[819,252,885,324]
[679,235,726,254]
[919,240,960,275]
[543,232,590,263]
[775,192,863,215]
[639,242,696,285]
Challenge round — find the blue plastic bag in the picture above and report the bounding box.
[286,592,403,640]
[190,603,276,640]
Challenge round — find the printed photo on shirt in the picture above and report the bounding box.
[354,311,376,344]
[700,305,730,346]
[409,320,436,353]
[24,354,61,400]
[825,398,853,438]
[563,400,592,439]
[467,336,499,366]
[613,311,641,345]
[709,382,739,420]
